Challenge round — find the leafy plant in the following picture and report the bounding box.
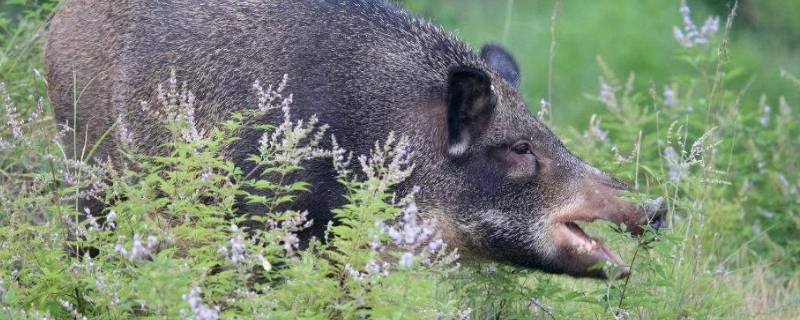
[1,1,798,319]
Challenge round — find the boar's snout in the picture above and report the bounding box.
[583,178,667,236]
[643,196,668,232]
[548,175,668,279]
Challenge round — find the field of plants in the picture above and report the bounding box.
[1,0,798,319]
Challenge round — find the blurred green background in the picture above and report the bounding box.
[400,0,800,128]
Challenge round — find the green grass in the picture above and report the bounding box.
[1,0,799,319]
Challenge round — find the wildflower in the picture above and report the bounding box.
[778,174,796,197]
[253,74,291,113]
[399,252,414,268]
[714,264,727,276]
[456,307,473,320]
[279,211,313,256]
[106,210,117,229]
[2,83,23,140]
[386,202,435,247]
[0,279,6,300]
[663,85,677,107]
[599,80,614,103]
[228,234,248,264]
[330,136,353,177]
[615,308,631,320]
[537,98,551,120]
[114,234,158,262]
[369,230,384,251]
[84,208,101,231]
[689,128,714,160]
[779,175,790,188]
[182,287,220,320]
[253,82,331,170]
[199,168,214,182]
[586,114,608,142]
[364,260,390,276]
[116,114,136,151]
[663,147,687,183]
[219,225,252,268]
[673,1,719,48]
[426,238,444,252]
[351,132,414,192]
[256,254,272,272]
[345,264,366,281]
[62,214,87,237]
[598,78,618,111]
[144,70,206,144]
[346,260,392,281]
[59,300,87,320]
[759,105,771,127]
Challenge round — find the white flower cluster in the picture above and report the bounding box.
[137,70,205,144]
[455,307,473,320]
[383,201,446,268]
[114,234,158,262]
[80,208,116,233]
[59,158,113,201]
[1,83,45,152]
[663,147,687,183]
[253,74,292,114]
[218,225,272,272]
[361,187,453,276]
[585,114,608,142]
[664,128,716,183]
[70,255,112,294]
[116,113,136,152]
[252,76,330,169]
[59,299,88,320]
[2,83,23,143]
[537,98,551,121]
[181,287,220,320]
[598,78,617,109]
[663,85,677,108]
[278,211,313,256]
[344,260,391,281]
[334,132,455,280]
[759,96,772,127]
[220,226,248,265]
[673,1,720,48]
[351,132,415,193]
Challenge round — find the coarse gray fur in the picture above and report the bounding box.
[46,0,659,278]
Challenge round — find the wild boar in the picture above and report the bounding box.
[45,0,663,278]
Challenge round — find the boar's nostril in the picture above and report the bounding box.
[644,197,667,231]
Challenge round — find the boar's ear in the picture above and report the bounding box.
[446,66,496,156]
[480,43,520,88]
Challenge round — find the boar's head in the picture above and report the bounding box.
[413,44,664,279]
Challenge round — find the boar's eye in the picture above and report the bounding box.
[505,141,538,179]
[511,141,533,155]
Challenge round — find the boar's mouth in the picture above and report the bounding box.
[550,196,665,279]
[554,220,627,275]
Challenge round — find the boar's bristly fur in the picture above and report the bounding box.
[46,0,663,278]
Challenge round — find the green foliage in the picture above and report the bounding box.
[0,71,466,319]
[1,1,799,319]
